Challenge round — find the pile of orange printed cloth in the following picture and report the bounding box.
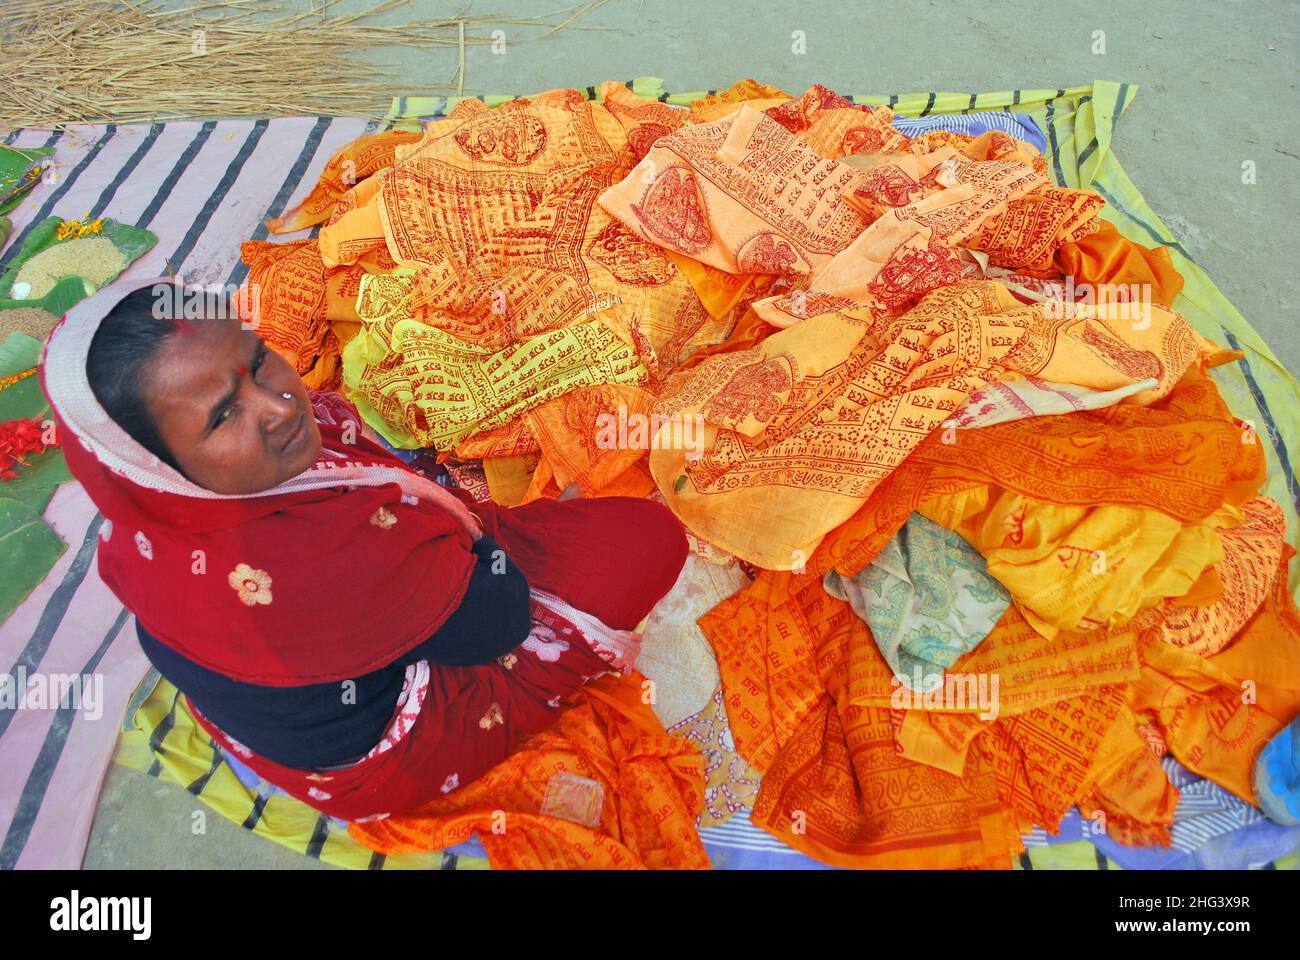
[237,79,1300,869]
[239,82,733,500]
[350,672,711,869]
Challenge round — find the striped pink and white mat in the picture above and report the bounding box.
[0,115,377,868]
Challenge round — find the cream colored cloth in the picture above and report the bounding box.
[634,552,749,727]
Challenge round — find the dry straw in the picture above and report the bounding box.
[1,0,612,130]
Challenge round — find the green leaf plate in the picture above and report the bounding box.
[0,216,157,315]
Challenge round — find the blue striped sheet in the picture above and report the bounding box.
[891,111,1047,154]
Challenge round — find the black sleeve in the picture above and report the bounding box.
[394,534,532,667]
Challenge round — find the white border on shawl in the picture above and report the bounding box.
[529,587,642,671]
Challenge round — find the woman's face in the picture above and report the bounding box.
[140,315,322,494]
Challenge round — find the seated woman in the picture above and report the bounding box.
[39,276,688,824]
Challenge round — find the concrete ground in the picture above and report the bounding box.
[83,0,1298,868]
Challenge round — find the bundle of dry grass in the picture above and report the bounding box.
[0,0,610,130]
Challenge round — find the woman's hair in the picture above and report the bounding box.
[85,285,188,473]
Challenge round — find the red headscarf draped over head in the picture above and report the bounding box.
[38,276,484,686]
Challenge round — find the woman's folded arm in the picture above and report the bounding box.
[395,534,532,668]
